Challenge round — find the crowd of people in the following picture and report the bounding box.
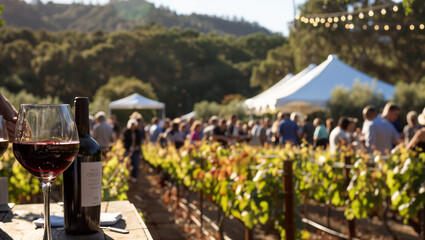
[2,91,425,182]
[93,101,425,164]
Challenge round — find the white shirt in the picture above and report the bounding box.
[363,115,400,154]
[329,126,349,154]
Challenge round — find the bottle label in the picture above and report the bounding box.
[81,161,102,207]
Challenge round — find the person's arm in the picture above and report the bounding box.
[212,128,229,144]
[110,130,116,143]
[406,129,424,150]
[134,131,142,150]
[0,93,18,141]
[296,124,301,139]
[364,125,376,151]
[313,127,319,141]
[212,133,228,142]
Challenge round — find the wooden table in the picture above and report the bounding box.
[0,201,153,240]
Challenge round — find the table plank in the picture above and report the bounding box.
[0,201,152,240]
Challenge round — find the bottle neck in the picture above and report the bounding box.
[75,102,90,137]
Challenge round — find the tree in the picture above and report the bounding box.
[194,101,221,121]
[0,87,59,109]
[393,82,425,122]
[327,81,386,123]
[250,44,295,91]
[0,6,4,26]
[94,75,157,102]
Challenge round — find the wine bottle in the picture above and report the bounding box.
[63,97,102,234]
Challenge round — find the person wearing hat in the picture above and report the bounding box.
[93,111,115,155]
[123,118,141,182]
[406,108,425,151]
[418,108,425,128]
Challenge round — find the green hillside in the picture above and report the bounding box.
[0,0,273,36]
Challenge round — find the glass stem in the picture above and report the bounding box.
[42,181,52,240]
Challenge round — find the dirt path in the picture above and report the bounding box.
[127,165,186,240]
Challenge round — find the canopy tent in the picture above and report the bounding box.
[180,111,195,120]
[274,55,395,109]
[245,73,293,111]
[245,64,316,114]
[108,93,165,119]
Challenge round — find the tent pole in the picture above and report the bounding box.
[162,107,166,120]
[250,109,254,121]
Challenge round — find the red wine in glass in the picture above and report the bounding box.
[13,104,79,240]
[0,140,8,157]
[13,141,79,181]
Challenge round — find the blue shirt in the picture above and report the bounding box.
[149,124,162,143]
[278,119,299,145]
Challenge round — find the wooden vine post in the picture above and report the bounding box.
[344,156,356,239]
[245,227,253,240]
[283,159,295,240]
[199,191,203,236]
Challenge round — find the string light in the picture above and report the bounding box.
[296,3,425,32]
[393,5,398,12]
[297,2,399,24]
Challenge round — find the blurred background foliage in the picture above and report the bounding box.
[0,0,424,122]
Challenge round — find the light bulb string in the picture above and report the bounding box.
[315,22,425,31]
[297,2,400,20]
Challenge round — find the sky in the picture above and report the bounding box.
[145,0,303,36]
[28,0,304,36]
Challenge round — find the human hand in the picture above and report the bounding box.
[0,93,18,142]
[6,117,17,141]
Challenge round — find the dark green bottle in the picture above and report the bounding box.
[63,97,102,234]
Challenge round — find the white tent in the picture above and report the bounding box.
[108,93,166,119]
[245,64,316,114]
[181,111,195,120]
[274,55,395,109]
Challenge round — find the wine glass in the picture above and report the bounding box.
[0,116,9,157]
[13,104,79,240]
